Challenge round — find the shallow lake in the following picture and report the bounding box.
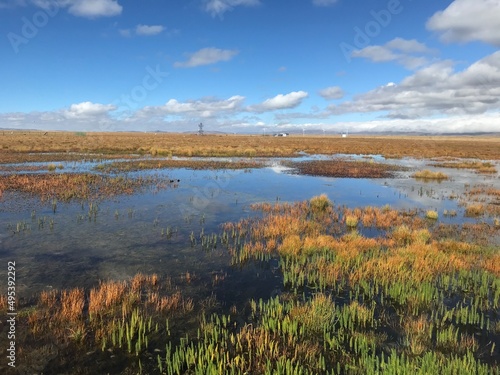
[1,155,499,303]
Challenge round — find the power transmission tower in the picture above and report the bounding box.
[198,122,204,136]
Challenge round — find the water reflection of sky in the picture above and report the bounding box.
[1,155,499,298]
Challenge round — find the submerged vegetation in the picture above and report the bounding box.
[220,196,500,373]
[3,195,499,374]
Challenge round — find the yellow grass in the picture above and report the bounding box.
[465,204,486,217]
[434,161,498,174]
[60,288,84,322]
[345,215,359,228]
[413,169,449,180]
[426,210,439,220]
[2,132,500,163]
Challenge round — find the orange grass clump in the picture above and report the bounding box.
[60,288,85,322]
[483,253,500,276]
[0,173,169,202]
[27,273,194,354]
[344,206,421,229]
[279,235,303,257]
[101,159,264,172]
[227,197,496,290]
[464,204,486,217]
[88,280,128,319]
[434,161,497,174]
[0,295,7,311]
[413,170,449,180]
[289,159,403,178]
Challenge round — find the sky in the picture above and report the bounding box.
[0,0,499,134]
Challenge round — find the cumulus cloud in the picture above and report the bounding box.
[249,91,309,113]
[31,0,122,18]
[327,51,500,118]
[0,101,118,132]
[135,24,165,36]
[68,0,121,18]
[352,46,399,63]
[174,47,239,68]
[319,86,344,100]
[312,0,338,6]
[119,24,169,37]
[63,101,117,119]
[352,38,436,69]
[137,96,245,119]
[335,114,500,134]
[427,0,500,46]
[204,0,260,17]
[386,38,434,54]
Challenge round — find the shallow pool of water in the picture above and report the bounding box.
[1,156,499,300]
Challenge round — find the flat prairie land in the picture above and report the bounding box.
[1,131,499,162]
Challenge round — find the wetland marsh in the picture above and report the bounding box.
[0,133,499,374]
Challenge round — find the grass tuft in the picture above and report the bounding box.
[413,169,448,180]
[426,210,439,220]
[309,194,331,214]
[345,215,359,228]
[464,204,485,217]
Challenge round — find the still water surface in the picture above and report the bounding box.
[1,155,498,303]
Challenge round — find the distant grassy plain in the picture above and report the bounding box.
[1,131,499,163]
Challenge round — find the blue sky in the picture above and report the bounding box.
[1,0,499,133]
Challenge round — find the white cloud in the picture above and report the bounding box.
[427,0,500,46]
[135,24,165,36]
[352,46,399,62]
[137,92,309,120]
[327,51,500,119]
[3,100,500,135]
[0,102,118,132]
[204,0,260,17]
[63,101,117,119]
[352,38,436,70]
[277,114,500,134]
[312,0,338,6]
[319,86,344,100]
[31,0,122,18]
[119,24,169,37]
[386,38,434,54]
[174,47,239,68]
[249,91,308,113]
[68,0,122,18]
[137,96,245,119]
